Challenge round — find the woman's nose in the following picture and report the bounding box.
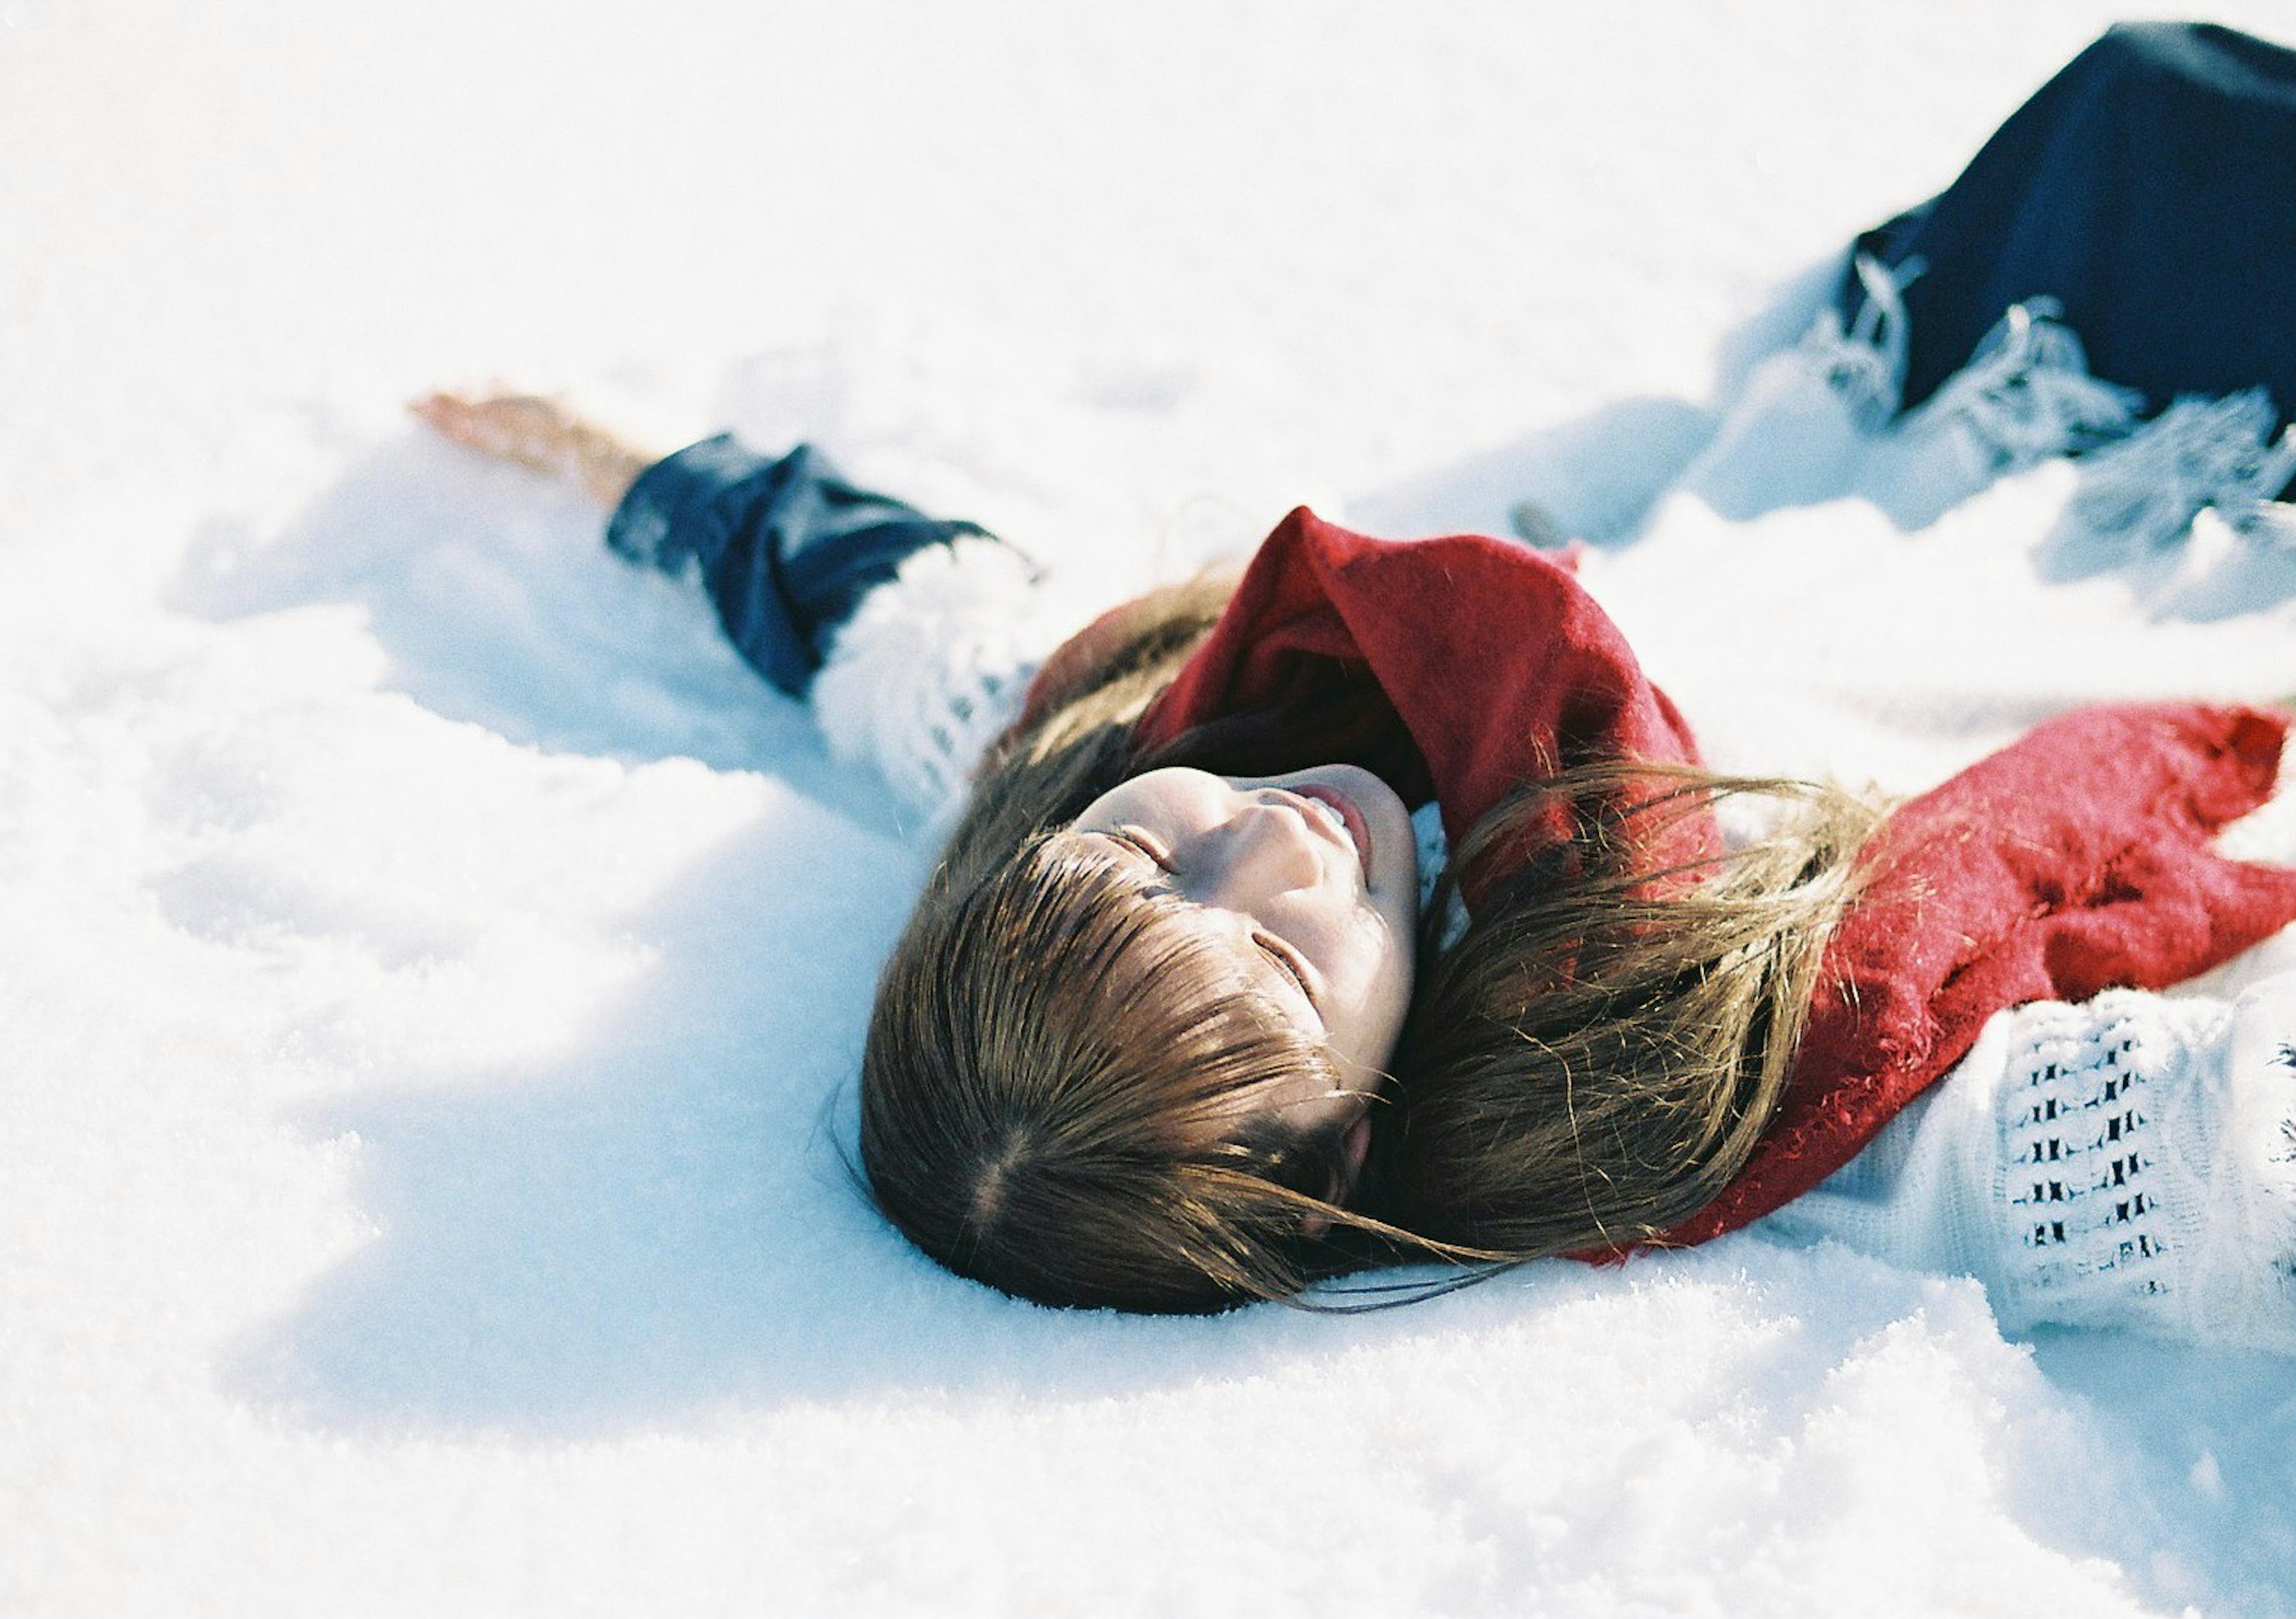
[1190,801,1324,906]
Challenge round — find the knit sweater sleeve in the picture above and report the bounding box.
[810,537,1085,827]
[1764,977,2296,1352]
[606,435,1084,828]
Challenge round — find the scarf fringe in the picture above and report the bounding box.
[1895,295,2140,478]
[1668,255,1921,516]
[1799,251,1918,429]
[2070,389,2296,556]
[1788,253,2143,468]
[1679,252,2296,552]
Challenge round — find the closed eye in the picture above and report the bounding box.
[1255,932,1318,1009]
[1106,827,1173,870]
[1088,828,1320,1017]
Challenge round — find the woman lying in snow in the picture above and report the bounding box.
[414,21,2296,1343]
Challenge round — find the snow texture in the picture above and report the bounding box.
[6,4,2296,1615]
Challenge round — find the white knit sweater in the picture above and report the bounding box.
[1766,981,2296,1353]
[813,540,2296,1352]
[811,537,1083,833]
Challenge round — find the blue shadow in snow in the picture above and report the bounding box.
[185,372,2296,1619]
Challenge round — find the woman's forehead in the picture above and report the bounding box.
[1043,826,1201,930]
[1040,829,1301,1003]
[1077,765,1228,821]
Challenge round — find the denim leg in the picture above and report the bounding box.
[1842,22,2296,433]
[606,435,995,697]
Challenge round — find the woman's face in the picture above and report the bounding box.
[1063,763,1420,1193]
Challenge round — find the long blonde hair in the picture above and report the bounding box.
[858,579,1875,1310]
[1372,764,1874,1258]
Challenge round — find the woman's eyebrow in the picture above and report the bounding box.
[1070,831,1307,998]
[1071,827,1157,868]
[1062,830,1186,911]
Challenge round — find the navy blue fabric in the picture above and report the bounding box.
[1843,22,2296,430]
[606,435,994,697]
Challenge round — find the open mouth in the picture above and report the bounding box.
[1289,784,1372,884]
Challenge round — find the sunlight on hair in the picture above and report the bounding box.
[863,830,1361,1311]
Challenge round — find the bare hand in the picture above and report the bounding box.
[410,389,655,509]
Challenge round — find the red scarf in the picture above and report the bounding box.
[1052,509,2296,1246]
[1660,700,2296,1243]
[1132,509,1710,876]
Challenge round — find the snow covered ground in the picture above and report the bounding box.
[7,3,2296,1614]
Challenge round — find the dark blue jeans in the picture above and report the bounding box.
[606,435,997,697]
[1843,22,2296,440]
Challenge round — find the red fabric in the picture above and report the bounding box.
[1131,509,1706,860]
[1033,509,2296,1250]
[1656,701,2296,1245]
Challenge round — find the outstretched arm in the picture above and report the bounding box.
[410,389,657,509]
[1767,976,2296,1354]
[409,387,1084,826]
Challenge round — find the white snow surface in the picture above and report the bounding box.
[8,4,2296,1615]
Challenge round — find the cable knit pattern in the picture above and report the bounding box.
[810,537,1084,830]
[1771,980,2296,1351]
[1993,992,2226,1333]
